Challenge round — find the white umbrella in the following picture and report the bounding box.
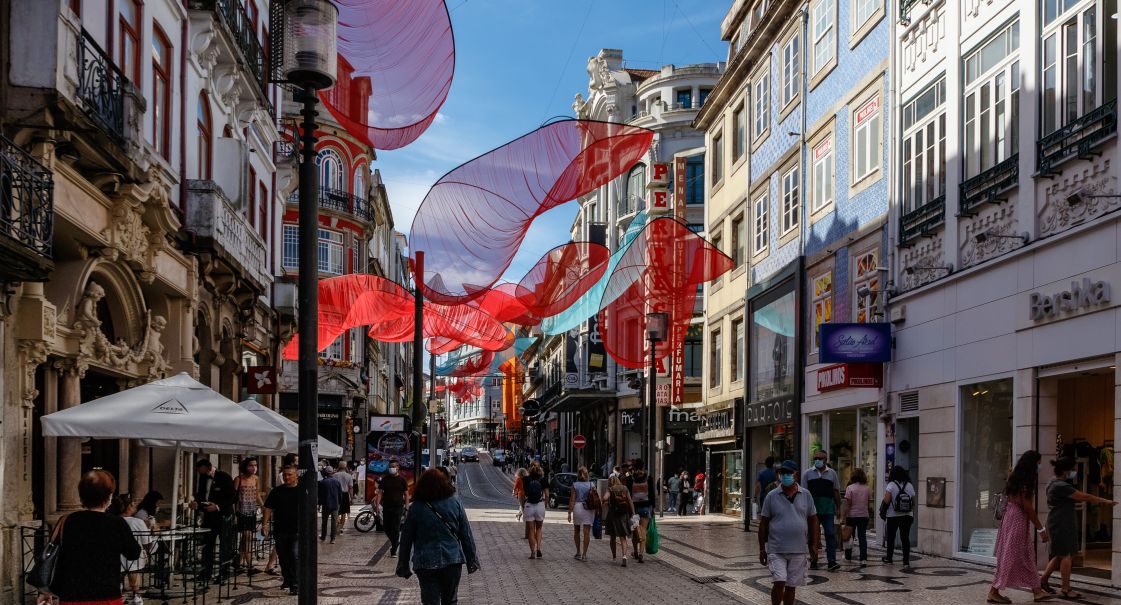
[40,372,287,528]
[238,399,344,459]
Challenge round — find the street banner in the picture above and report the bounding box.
[365,415,415,503]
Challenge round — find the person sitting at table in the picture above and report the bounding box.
[111,495,156,605]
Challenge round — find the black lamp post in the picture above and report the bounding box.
[645,312,667,470]
[283,2,337,603]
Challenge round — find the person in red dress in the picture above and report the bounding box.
[988,450,1052,604]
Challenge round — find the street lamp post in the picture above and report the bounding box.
[645,312,667,476]
[283,2,337,603]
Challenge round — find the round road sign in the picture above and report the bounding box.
[573,434,586,449]
[521,398,541,417]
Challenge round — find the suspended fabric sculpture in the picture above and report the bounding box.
[514,242,610,318]
[436,337,537,377]
[409,119,654,305]
[321,0,455,150]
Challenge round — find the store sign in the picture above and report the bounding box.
[696,406,736,440]
[744,395,794,428]
[620,409,642,433]
[244,366,277,394]
[816,363,883,392]
[819,323,891,363]
[665,407,700,432]
[1029,277,1111,322]
[647,162,671,215]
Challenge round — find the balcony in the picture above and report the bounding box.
[185,180,269,291]
[898,195,945,247]
[288,188,375,224]
[900,0,924,22]
[1037,100,1117,176]
[77,30,126,141]
[188,0,272,115]
[959,155,1018,217]
[0,135,54,281]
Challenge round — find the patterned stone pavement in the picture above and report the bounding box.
[213,458,1120,605]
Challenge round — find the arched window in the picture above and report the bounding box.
[316,148,344,191]
[197,92,212,179]
[353,165,366,198]
[626,164,646,214]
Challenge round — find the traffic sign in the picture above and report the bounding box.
[573,434,586,449]
[521,398,541,418]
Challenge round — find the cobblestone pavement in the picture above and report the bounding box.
[217,458,1120,605]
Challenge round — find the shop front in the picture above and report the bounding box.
[663,406,703,482]
[698,404,741,516]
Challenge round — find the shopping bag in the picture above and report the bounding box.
[592,513,603,540]
[645,515,659,554]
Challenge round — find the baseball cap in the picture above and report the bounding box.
[779,460,798,473]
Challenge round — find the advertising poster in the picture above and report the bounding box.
[365,417,415,502]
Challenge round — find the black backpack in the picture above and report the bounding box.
[525,476,544,504]
[892,481,914,513]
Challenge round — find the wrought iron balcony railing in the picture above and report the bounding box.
[0,135,54,281]
[1038,100,1117,176]
[900,0,926,22]
[191,0,272,114]
[288,188,375,223]
[77,29,126,140]
[898,195,945,247]
[959,155,1018,217]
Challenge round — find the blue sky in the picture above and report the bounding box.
[375,0,728,282]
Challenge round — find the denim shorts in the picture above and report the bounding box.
[635,504,653,519]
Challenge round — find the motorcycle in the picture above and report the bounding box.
[353,503,381,533]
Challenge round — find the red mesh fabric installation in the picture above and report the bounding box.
[321,0,454,150]
[598,218,734,369]
[409,119,654,305]
[472,284,539,326]
[515,242,610,318]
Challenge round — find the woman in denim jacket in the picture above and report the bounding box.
[396,469,480,604]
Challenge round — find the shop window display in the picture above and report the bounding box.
[959,379,1013,556]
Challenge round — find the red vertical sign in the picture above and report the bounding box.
[669,156,689,407]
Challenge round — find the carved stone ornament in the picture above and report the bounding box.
[1037,158,1117,237]
[960,205,1021,268]
[901,3,945,75]
[102,203,152,268]
[900,234,946,292]
[72,281,170,378]
[17,340,49,408]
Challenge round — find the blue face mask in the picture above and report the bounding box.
[780,474,795,487]
[1067,470,1077,480]
[814,459,825,469]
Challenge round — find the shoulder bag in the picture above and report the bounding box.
[424,502,479,573]
[26,514,68,590]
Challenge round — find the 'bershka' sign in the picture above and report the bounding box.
[1029,277,1111,322]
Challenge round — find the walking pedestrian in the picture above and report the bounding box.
[678,471,693,516]
[1039,456,1117,599]
[603,475,635,566]
[758,460,819,605]
[842,468,871,564]
[878,465,916,567]
[377,459,410,557]
[264,453,297,576]
[34,470,142,605]
[396,469,480,604]
[192,458,236,582]
[986,450,1052,604]
[234,457,263,573]
[522,463,549,559]
[263,464,300,595]
[666,471,681,514]
[802,450,842,571]
[567,466,596,561]
[318,466,342,544]
[693,472,706,513]
[335,462,354,532]
[448,461,458,485]
[755,456,778,520]
[626,460,656,562]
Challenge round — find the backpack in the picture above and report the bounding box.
[892,481,914,514]
[609,489,629,514]
[583,483,602,510]
[630,477,651,504]
[525,476,544,504]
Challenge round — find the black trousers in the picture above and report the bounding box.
[200,516,233,578]
[416,565,462,605]
[321,509,338,541]
[383,505,404,552]
[677,492,691,515]
[274,531,299,589]
[884,515,914,563]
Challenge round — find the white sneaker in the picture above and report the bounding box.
[130,596,144,605]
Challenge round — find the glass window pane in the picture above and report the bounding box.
[1065,21,1080,123]
[1044,35,1058,133]
[829,409,857,488]
[959,379,1014,555]
[1083,7,1097,113]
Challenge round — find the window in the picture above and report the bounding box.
[753,72,770,141]
[711,231,723,285]
[318,229,345,275]
[731,214,746,267]
[711,131,724,185]
[964,22,1020,178]
[853,0,879,30]
[812,271,833,349]
[197,93,212,179]
[699,88,712,106]
[353,167,365,198]
[852,249,881,322]
[959,379,1013,555]
[152,27,173,159]
[352,237,361,272]
[625,165,645,215]
[1042,2,1113,135]
[709,329,722,389]
[685,154,705,204]
[902,77,947,212]
[349,328,362,363]
[282,225,298,269]
[753,193,769,254]
[258,182,268,240]
[317,149,344,191]
[853,94,882,182]
[684,324,702,378]
[322,335,344,360]
[781,165,799,233]
[248,166,257,222]
[676,89,692,109]
[781,32,800,107]
[733,104,746,160]
[811,0,836,76]
[811,134,834,213]
[732,318,744,382]
[119,0,141,82]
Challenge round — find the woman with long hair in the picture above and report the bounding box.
[988,450,1052,604]
[132,490,163,528]
[626,460,656,562]
[567,466,595,561]
[842,468,870,563]
[234,456,263,573]
[1039,457,1117,598]
[396,469,479,604]
[603,475,635,566]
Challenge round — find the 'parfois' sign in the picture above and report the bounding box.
[1029,277,1111,322]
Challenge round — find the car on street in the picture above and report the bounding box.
[492,449,506,466]
[460,446,479,462]
[547,472,598,508]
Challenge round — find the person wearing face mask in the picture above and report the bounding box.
[759,460,819,605]
[376,459,411,558]
[1039,456,1118,599]
[802,450,841,571]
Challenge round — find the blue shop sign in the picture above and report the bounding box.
[819,323,891,363]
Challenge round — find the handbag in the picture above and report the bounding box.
[27,514,67,590]
[993,491,1008,522]
[591,513,603,539]
[424,502,479,573]
[645,514,659,554]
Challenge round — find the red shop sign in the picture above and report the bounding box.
[816,363,883,392]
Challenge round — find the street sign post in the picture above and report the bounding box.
[573,434,586,449]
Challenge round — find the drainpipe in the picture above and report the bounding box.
[880,2,900,540]
[179,5,188,215]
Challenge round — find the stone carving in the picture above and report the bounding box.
[17,340,49,408]
[1037,158,1117,237]
[139,314,170,377]
[959,205,1021,267]
[901,4,945,76]
[900,236,949,292]
[572,93,586,116]
[102,203,152,267]
[72,281,170,377]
